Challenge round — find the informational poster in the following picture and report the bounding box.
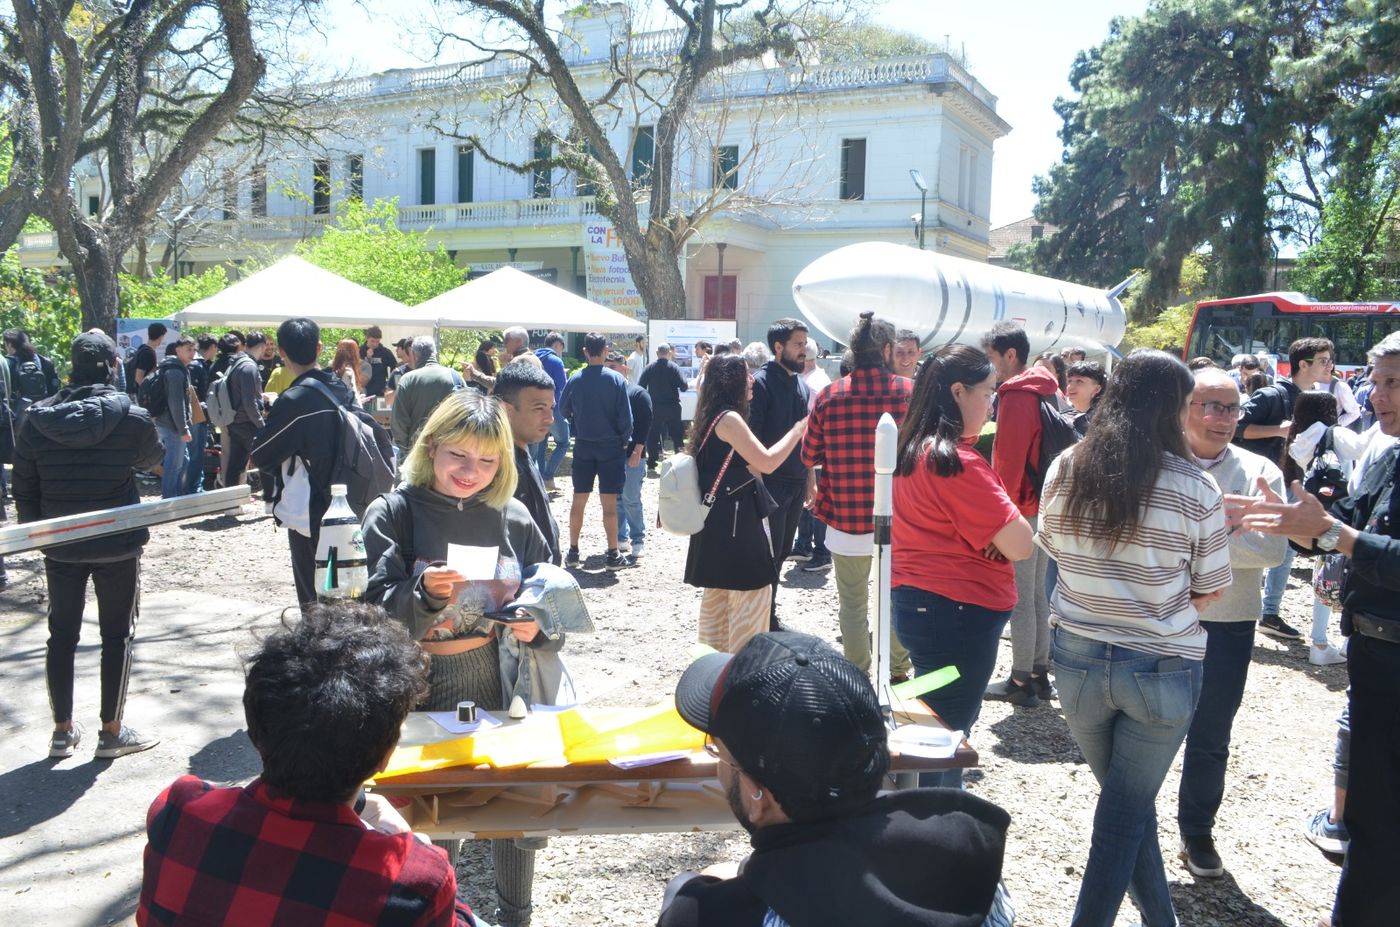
[647,319,736,420]
[116,318,181,366]
[583,219,645,323]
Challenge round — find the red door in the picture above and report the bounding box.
[703,275,737,319]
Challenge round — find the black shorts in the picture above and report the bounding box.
[572,447,625,495]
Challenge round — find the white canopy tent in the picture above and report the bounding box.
[417,266,646,334]
[172,256,427,341]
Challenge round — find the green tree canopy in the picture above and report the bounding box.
[295,199,465,307]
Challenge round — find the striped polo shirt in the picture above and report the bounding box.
[1039,452,1233,660]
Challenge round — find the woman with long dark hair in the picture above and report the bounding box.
[892,345,1032,786]
[1040,350,1232,927]
[684,353,805,652]
[465,338,501,392]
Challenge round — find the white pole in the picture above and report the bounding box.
[872,412,898,714]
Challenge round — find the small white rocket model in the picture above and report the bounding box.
[792,242,1129,355]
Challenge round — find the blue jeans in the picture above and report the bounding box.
[156,424,189,499]
[794,507,827,555]
[616,453,645,553]
[1260,544,1295,616]
[893,586,1010,788]
[183,422,208,495]
[532,414,570,482]
[1053,627,1203,927]
[1178,620,1254,837]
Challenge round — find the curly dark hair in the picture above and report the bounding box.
[690,353,750,452]
[1281,392,1339,486]
[1050,349,1194,551]
[243,602,428,802]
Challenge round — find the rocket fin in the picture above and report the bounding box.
[1106,273,1138,301]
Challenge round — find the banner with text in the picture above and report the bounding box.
[583,219,646,325]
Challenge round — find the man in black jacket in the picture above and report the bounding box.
[494,360,562,565]
[250,318,363,609]
[661,632,1010,927]
[220,334,265,490]
[1238,332,1400,927]
[748,319,810,630]
[13,332,164,760]
[638,344,688,472]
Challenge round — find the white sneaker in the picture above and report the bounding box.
[1309,644,1347,666]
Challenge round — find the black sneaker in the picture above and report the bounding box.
[984,677,1040,707]
[801,553,832,572]
[564,547,580,567]
[604,550,626,571]
[1031,674,1058,701]
[1179,834,1224,878]
[1259,614,1303,640]
[787,548,813,562]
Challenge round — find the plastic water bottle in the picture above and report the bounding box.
[314,483,367,601]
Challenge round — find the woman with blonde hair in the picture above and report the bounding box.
[361,389,553,927]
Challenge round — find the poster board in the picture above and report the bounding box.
[116,318,181,367]
[646,319,736,420]
[583,219,645,323]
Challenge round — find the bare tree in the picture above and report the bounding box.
[430,0,860,320]
[0,0,343,333]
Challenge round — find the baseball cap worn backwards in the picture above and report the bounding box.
[675,631,889,821]
[71,332,118,377]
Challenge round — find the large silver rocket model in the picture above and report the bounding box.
[792,242,1128,356]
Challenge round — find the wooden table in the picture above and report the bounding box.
[371,702,976,840]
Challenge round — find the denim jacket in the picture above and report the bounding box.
[498,562,593,707]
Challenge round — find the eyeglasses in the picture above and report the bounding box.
[702,734,734,769]
[1190,400,1244,419]
[1305,356,1335,367]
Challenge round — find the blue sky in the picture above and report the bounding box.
[308,0,1152,227]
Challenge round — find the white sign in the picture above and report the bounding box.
[583,218,645,323]
[116,318,180,366]
[647,318,737,420]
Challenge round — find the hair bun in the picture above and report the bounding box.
[859,311,874,321]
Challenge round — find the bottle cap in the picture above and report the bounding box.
[330,483,348,496]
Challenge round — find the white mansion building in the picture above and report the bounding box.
[19,6,1009,345]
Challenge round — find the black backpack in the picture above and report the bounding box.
[1303,428,1350,503]
[301,377,395,517]
[1027,395,1082,495]
[138,365,169,418]
[15,357,49,402]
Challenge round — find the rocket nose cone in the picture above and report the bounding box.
[793,242,928,344]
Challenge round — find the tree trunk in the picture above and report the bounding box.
[70,244,124,336]
[627,234,688,320]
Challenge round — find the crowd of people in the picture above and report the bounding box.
[3,305,1398,927]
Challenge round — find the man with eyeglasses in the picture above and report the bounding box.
[660,631,1011,927]
[1175,368,1289,879]
[1235,337,1336,639]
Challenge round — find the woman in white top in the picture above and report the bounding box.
[1284,392,1372,663]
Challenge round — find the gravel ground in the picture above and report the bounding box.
[0,466,1348,926]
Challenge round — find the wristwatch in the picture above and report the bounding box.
[1317,520,1344,552]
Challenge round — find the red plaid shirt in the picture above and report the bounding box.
[138,776,473,927]
[802,367,912,534]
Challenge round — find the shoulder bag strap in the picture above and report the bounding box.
[701,411,737,505]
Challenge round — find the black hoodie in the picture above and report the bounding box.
[658,788,1010,927]
[12,384,163,563]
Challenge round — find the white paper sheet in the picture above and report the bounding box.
[427,709,502,735]
[608,750,695,769]
[446,543,500,580]
[887,725,964,759]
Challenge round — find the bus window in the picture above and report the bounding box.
[1250,317,1304,360]
[1370,316,1400,349]
[1311,317,1370,367]
[1194,303,1251,366]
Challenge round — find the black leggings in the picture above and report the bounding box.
[45,557,140,725]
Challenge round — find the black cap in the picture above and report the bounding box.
[675,631,888,820]
[71,331,118,378]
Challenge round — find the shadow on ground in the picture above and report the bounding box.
[0,758,107,838]
[1249,642,1349,693]
[1171,870,1291,927]
[188,729,261,783]
[987,705,1083,765]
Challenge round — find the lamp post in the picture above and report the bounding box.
[909,169,928,250]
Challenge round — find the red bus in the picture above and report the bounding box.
[1184,292,1400,375]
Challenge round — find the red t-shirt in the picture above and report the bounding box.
[892,441,1021,612]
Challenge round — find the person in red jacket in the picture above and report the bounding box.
[981,322,1062,708]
